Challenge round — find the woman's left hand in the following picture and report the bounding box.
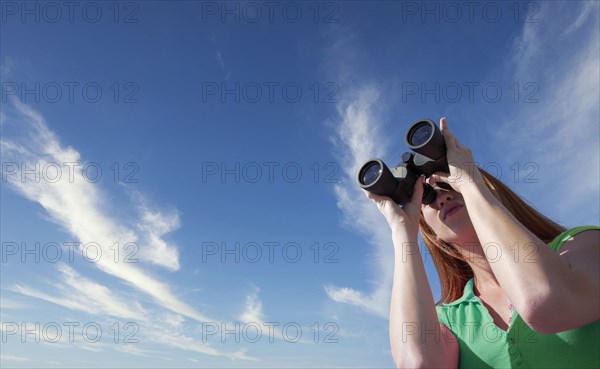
[427,117,484,193]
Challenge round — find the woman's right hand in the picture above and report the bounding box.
[362,174,425,237]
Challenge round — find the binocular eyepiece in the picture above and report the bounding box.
[357,119,449,205]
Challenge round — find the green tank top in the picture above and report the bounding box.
[435,226,600,368]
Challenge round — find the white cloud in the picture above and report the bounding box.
[512,16,542,78]
[114,344,154,357]
[0,355,31,362]
[216,51,225,69]
[0,319,107,353]
[238,287,265,325]
[14,264,146,320]
[0,298,27,311]
[0,56,17,76]
[499,2,600,225]
[163,312,186,328]
[564,1,595,35]
[325,86,395,318]
[324,285,378,313]
[1,101,257,360]
[145,326,257,361]
[0,100,211,322]
[135,201,181,271]
[0,354,61,367]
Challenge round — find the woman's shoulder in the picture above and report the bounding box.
[548,225,600,252]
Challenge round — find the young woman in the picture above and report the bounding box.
[365,118,599,368]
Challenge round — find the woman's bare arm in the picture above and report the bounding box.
[365,177,458,368]
[389,227,459,368]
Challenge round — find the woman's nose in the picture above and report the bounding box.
[436,191,453,208]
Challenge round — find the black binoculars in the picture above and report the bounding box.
[357,119,449,205]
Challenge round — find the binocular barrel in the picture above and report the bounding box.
[405,119,447,161]
[358,159,418,205]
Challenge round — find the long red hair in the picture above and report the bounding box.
[419,168,565,304]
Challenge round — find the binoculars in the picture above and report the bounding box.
[357,119,449,205]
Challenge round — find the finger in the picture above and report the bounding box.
[440,117,447,130]
[439,117,458,149]
[428,173,450,185]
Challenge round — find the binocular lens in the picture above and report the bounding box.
[360,161,382,186]
[407,121,433,147]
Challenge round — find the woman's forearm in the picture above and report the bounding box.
[389,229,451,368]
[461,179,572,324]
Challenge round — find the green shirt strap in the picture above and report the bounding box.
[547,225,600,252]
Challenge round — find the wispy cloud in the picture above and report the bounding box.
[146,326,256,361]
[14,264,146,320]
[0,355,31,362]
[0,56,17,76]
[135,201,181,271]
[114,344,155,357]
[325,86,395,318]
[1,100,205,320]
[0,354,60,367]
[0,297,27,311]
[216,50,225,69]
[499,2,599,225]
[239,287,265,325]
[0,319,108,354]
[215,50,231,80]
[1,100,257,360]
[564,1,596,35]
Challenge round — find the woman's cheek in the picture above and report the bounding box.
[422,209,439,229]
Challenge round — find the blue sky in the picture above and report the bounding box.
[1,1,598,367]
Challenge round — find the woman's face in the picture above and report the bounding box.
[421,183,476,244]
